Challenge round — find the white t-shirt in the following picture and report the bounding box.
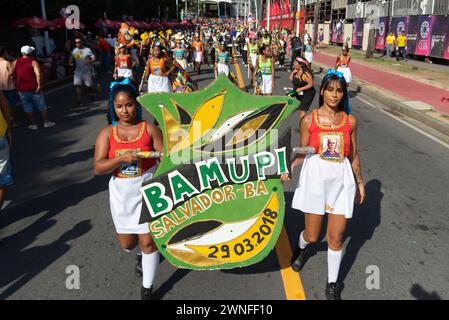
[72,47,94,74]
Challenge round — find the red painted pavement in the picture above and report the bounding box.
[314,52,449,115]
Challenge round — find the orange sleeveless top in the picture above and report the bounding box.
[308,110,352,162]
[116,55,131,69]
[193,41,203,52]
[150,57,165,76]
[337,55,351,67]
[108,121,156,178]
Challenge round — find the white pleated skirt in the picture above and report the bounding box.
[292,154,356,219]
[259,74,272,94]
[148,74,172,93]
[117,67,133,79]
[250,54,258,67]
[217,63,230,76]
[109,168,156,234]
[304,51,313,63]
[194,51,203,63]
[337,66,352,84]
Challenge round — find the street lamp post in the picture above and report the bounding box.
[296,0,300,37]
[40,0,51,56]
[266,0,271,31]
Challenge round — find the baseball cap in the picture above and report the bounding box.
[21,45,35,55]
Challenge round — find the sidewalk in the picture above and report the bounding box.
[313,51,449,116]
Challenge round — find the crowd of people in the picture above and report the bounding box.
[1,17,360,301]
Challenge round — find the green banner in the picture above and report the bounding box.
[138,74,299,270]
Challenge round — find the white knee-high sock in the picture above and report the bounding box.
[327,247,343,283]
[299,231,310,249]
[142,251,159,289]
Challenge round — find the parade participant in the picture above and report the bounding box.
[114,44,134,80]
[94,78,163,300]
[173,33,188,70]
[278,36,286,69]
[289,57,315,118]
[290,34,302,72]
[0,92,13,210]
[335,46,352,84]
[215,42,230,77]
[0,47,21,127]
[147,43,176,93]
[248,37,259,85]
[70,37,96,107]
[11,46,55,130]
[304,39,314,66]
[260,29,271,48]
[281,70,365,300]
[254,44,275,96]
[192,32,204,74]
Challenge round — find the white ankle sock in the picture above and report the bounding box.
[142,251,159,289]
[327,247,343,283]
[299,231,309,249]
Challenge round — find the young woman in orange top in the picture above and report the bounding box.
[94,80,163,300]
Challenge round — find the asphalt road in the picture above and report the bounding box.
[1,54,448,300]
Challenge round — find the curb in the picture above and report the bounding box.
[312,63,449,142]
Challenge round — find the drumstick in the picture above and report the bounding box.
[292,146,316,154]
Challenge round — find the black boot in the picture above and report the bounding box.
[141,285,153,300]
[135,254,142,277]
[291,246,308,272]
[325,282,341,300]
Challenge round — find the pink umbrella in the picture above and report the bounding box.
[12,16,51,29]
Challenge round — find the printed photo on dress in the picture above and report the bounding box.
[319,132,344,162]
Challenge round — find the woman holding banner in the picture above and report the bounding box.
[282,70,365,300]
[94,78,163,300]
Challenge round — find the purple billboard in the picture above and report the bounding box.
[352,18,363,47]
[375,17,388,50]
[406,16,419,55]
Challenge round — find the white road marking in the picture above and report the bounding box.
[358,96,449,150]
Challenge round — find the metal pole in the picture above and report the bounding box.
[313,0,320,45]
[255,0,259,28]
[266,0,270,31]
[40,0,50,56]
[198,0,200,18]
[295,0,300,37]
[176,0,179,21]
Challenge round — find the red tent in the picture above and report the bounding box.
[12,16,51,29]
[95,18,120,29]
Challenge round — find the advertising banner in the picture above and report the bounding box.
[352,18,363,47]
[407,16,419,55]
[375,17,388,50]
[429,15,448,59]
[415,15,432,56]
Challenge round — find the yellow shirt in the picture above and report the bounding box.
[397,35,407,47]
[386,35,396,45]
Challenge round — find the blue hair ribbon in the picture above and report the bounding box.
[323,69,351,114]
[109,77,141,126]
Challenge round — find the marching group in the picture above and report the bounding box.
[1,17,363,301]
